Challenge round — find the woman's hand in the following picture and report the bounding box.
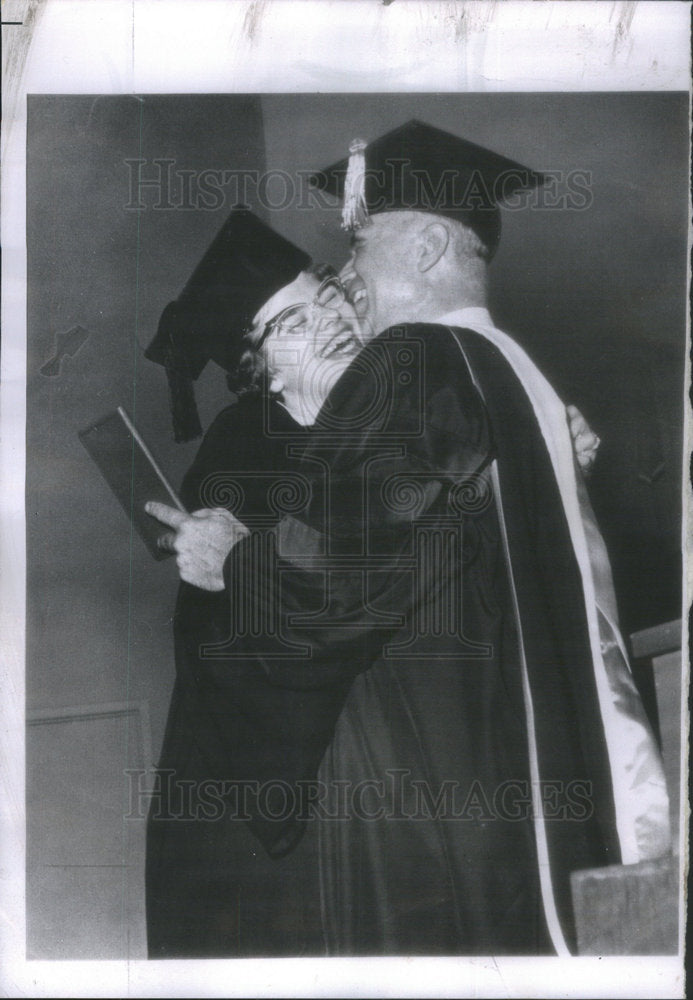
[567,405,601,475]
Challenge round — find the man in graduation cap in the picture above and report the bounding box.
[302,120,670,955]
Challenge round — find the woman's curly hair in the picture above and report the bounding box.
[226,262,337,398]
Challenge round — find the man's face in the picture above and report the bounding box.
[250,270,363,424]
[340,212,422,339]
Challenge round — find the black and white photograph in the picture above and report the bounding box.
[1,2,689,997]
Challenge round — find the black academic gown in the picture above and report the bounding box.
[146,395,340,958]
[218,325,621,956]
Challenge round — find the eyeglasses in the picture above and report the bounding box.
[254,276,347,349]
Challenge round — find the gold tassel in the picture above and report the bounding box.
[341,138,369,231]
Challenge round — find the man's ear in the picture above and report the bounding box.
[417,222,450,273]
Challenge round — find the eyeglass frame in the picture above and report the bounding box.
[249,275,348,351]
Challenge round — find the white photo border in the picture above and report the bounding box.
[1,2,689,997]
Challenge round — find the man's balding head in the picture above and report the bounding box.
[314,120,545,338]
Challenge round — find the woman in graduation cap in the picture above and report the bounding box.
[144,208,370,957]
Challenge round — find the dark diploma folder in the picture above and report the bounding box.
[79,406,187,560]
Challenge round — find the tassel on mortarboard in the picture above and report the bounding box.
[312,120,547,259]
[341,138,370,231]
[165,361,203,442]
[163,351,203,443]
[159,319,203,443]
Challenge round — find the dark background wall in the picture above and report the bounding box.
[26,95,267,753]
[27,91,687,773]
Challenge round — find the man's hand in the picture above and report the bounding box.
[145,502,250,591]
[567,405,601,475]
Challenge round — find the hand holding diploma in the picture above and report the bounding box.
[145,502,250,591]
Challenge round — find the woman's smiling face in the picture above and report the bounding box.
[249,269,364,425]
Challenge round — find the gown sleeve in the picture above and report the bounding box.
[217,325,495,690]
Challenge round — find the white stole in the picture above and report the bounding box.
[436,307,671,864]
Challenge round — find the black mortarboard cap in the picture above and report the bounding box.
[310,119,545,258]
[146,206,311,441]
